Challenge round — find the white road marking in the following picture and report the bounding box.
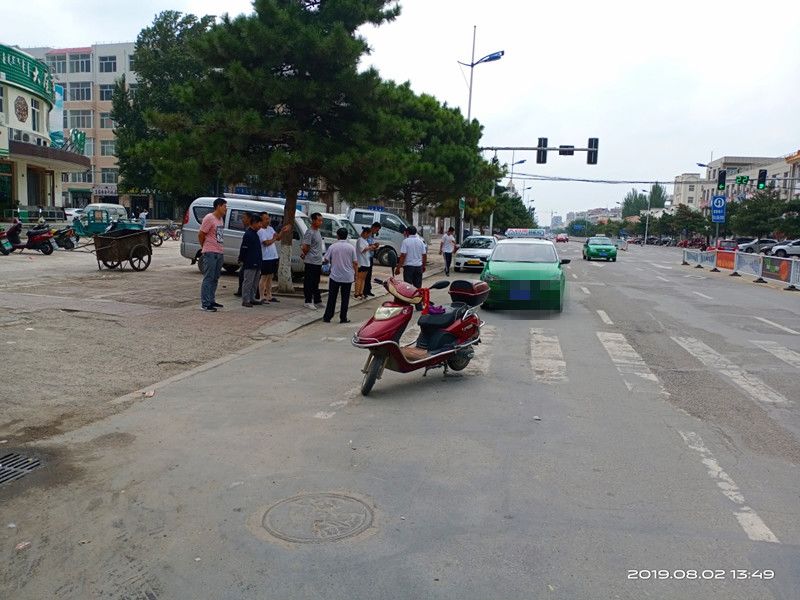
[678,431,780,544]
[580,286,591,295]
[672,337,791,405]
[469,324,496,375]
[752,340,800,369]
[635,267,644,272]
[314,411,336,419]
[571,273,578,279]
[329,400,349,408]
[530,328,567,383]
[683,274,707,279]
[596,332,666,394]
[754,317,800,336]
[656,275,670,282]
[692,291,713,300]
[596,310,614,325]
[590,262,605,268]
[650,263,673,270]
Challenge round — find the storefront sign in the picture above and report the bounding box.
[0,44,55,105]
[93,184,118,196]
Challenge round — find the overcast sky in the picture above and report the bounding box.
[6,0,799,219]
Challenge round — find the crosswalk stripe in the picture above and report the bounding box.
[597,332,666,394]
[752,340,800,369]
[754,317,800,335]
[596,310,614,325]
[470,324,496,375]
[530,328,567,383]
[590,262,605,268]
[672,337,791,405]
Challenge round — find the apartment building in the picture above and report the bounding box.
[672,173,705,210]
[697,155,784,211]
[24,43,139,209]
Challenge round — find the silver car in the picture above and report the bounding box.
[769,239,800,258]
[738,238,778,253]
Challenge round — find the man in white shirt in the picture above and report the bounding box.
[258,212,290,303]
[439,226,458,276]
[395,226,427,311]
[354,226,373,299]
[322,228,358,323]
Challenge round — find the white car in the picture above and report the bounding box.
[769,239,800,258]
[64,207,84,222]
[453,235,497,271]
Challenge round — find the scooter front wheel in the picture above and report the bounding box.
[447,351,472,371]
[361,354,383,396]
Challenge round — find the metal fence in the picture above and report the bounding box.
[683,249,700,265]
[683,246,800,290]
[734,252,763,278]
[700,251,717,268]
[792,259,800,288]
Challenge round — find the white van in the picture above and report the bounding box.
[320,213,359,250]
[180,197,312,274]
[82,203,130,222]
[347,208,411,266]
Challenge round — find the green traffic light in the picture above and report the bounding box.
[757,183,766,190]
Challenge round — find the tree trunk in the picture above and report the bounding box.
[277,180,299,294]
[404,187,414,224]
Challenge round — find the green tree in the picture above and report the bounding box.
[145,0,400,291]
[672,204,707,237]
[485,184,534,231]
[621,188,647,217]
[112,11,215,203]
[647,183,668,209]
[730,188,783,237]
[567,219,595,237]
[778,198,800,238]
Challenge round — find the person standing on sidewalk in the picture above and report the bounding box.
[239,212,263,307]
[301,212,324,310]
[234,212,253,298]
[363,222,381,298]
[354,226,372,299]
[258,212,289,304]
[139,209,148,229]
[322,228,358,323]
[440,227,458,276]
[198,198,227,312]
[395,226,427,311]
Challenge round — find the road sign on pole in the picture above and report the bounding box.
[711,195,726,223]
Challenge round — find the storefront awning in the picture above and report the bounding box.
[9,141,91,171]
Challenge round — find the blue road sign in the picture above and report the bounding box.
[573,224,585,231]
[711,195,727,223]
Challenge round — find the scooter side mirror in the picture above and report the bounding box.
[430,280,450,290]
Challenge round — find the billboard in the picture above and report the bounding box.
[49,84,64,147]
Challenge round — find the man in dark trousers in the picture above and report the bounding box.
[301,212,324,310]
[395,226,427,311]
[363,222,381,297]
[238,212,263,307]
[235,212,258,300]
[322,228,358,323]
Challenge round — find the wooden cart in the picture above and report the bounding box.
[93,229,152,271]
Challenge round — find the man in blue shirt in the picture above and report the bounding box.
[363,222,381,297]
[238,212,263,307]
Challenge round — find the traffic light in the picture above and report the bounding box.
[717,170,727,191]
[558,145,575,156]
[536,138,548,164]
[587,138,599,165]
[757,169,767,190]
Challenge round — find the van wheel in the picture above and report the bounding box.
[196,254,205,274]
[223,264,239,275]
[376,247,397,267]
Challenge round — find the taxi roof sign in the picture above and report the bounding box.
[504,228,546,239]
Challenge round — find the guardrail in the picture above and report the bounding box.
[682,249,799,291]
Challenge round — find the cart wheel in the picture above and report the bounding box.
[129,245,152,271]
[150,233,163,247]
[102,261,121,269]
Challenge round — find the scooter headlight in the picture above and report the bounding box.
[374,306,404,320]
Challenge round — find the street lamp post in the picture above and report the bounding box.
[641,188,651,244]
[460,26,503,242]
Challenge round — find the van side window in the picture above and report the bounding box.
[352,212,373,226]
[380,213,405,233]
[320,217,335,238]
[228,210,250,231]
[193,206,213,224]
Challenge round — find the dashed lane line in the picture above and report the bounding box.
[679,431,779,544]
[530,328,567,383]
[692,291,713,300]
[754,317,800,336]
[580,286,591,295]
[596,310,614,325]
[596,331,667,394]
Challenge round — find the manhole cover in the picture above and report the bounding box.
[0,453,42,486]
[262,493,373,543]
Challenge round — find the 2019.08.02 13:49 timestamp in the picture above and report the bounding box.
[627,569,775,581]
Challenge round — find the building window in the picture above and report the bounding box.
[688,197,694,204]
[63,109,68,129]
[61,172,69,183]
[128,54,136,71]
[68,110,93,129]
[84,138,94,158]
[69,53,91,73]
[100,113,115,129]
[688,184,695,191]
[127,83,139,96]
[100,140,116,156]
[31,99,40,132]
[99,84,115,101]
[70,171,92,183]
[0,85,4,115]
[46,54,67,74]
[68,82,92,101]
[98,56,117,73]
[101,168,119,184]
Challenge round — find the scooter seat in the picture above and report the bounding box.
[418,307,458,328]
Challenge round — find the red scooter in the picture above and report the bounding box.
[5,219,56,254]
[352,275,490,395]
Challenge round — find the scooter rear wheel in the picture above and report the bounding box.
[447,352,472,371]
[40,243,54,255]
[361,355,383,396]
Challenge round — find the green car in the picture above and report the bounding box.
[480,239,570,311]
[582,236,617,261]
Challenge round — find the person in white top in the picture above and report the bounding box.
[439,226,458,276]
[322,228,359,323]
[354,226,373,299]
[395,226,427,311]
[258,212,290,303]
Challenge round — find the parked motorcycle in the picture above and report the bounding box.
[0,227,13,255]
[352,274,489,395]
[5,220,56,254]
[51,224,78,249]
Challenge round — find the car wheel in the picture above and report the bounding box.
[223,264,239,275]
[376,247,397,267]
[775,249,787,258]
[745,247,754,253]
[611,257,616,262]
[454,267,461,272]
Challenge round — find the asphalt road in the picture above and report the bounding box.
[1,241,798,599]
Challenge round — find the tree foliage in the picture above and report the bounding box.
[566,219,596,237]
[621,188,647,218]
[730,188,784,237]
[486,184,534,231]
